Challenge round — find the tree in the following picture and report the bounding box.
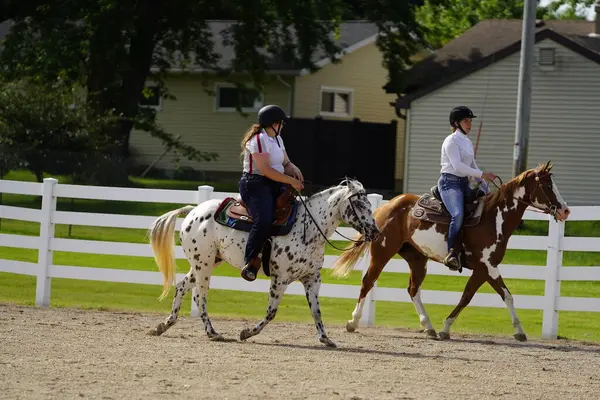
[415,0,596,49]
[0,0,222,184]
[0,79,119,183]
[0,0,430,182]
[544,0,596,19]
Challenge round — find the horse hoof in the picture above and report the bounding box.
[240,328,252,341]
[514,333,528,342]
[346,321,357,333]
[424,329,438,339]
[320,337,337,348]
[438,331,450,340]
[209,334,225,342]
[150,322,168,336]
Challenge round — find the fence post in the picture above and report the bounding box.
[359,193,383,326]
[191,185,215,317]
[542,218,564,339]
[36,178,58,307]
[196,185,214,204]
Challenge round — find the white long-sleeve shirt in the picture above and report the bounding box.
[440,129,483,179]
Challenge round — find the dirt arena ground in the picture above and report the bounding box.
[1,303,599,400]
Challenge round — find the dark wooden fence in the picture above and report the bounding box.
[283,117,397,191]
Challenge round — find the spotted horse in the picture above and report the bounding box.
[331,161,570,341]
[148,178,380,347]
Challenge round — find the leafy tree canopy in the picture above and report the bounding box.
[415,0,596,49]
[0,0,431,183]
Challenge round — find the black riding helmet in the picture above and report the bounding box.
[449,105,476,127]
[258,105,288,127]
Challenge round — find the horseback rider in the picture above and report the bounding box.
[238,104,305,282]
[438,105,497,271]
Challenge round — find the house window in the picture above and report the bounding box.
[215,84,263,112]
[320,87,353,117]
[139,85,161,109]
[538,48,555,66]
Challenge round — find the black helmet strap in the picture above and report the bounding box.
[261,122,283,147]
[275,124,281,147]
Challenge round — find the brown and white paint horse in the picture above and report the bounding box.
[331,161,570,341]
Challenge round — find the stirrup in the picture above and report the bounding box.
[241,265,257,282]
[241,255,261,282]
[443,252,461,272]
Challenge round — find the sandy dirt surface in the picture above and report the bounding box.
[1,303,599,400]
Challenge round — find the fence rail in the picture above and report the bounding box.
[1,178,599,339]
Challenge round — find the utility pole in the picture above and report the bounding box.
[512,0,537,177]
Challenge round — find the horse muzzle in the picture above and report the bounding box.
[555,206,571,221]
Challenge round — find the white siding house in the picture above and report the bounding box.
[392,18,600,206]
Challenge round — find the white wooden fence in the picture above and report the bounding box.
[1,178,599,339]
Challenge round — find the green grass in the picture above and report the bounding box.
[1,170,600,343]
[1,271,599,342]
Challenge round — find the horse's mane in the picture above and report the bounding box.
[484,161,553,211]
[303,177,364,203]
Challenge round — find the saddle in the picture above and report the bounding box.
[411,185,485,227]
[214,185,298,236]
[214,185,298,278]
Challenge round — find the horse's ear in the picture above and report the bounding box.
[347,179,356,191]
[340,176,354,189]
[537,160,551,173]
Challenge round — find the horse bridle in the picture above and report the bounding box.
[523,171,560,220]
[296,189,370,251]
[487,171,560,221]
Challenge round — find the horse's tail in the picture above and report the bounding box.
[331,237,369,278]
[148,205,195,300]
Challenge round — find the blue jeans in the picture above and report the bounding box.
[238,173,285,264]
[437,173,470,253]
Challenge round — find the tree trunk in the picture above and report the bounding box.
[117,1,162,152]
[83,3,161,185]
[34,170,43,183]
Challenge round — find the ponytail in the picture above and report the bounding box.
[240,124,262,162]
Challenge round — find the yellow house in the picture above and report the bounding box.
[130,21,405,190]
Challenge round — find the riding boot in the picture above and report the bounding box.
[443,248,461,271]
[241,255,262,282]
[444,226,463,271]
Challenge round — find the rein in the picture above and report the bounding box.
[294,189,366,252]
[485,172,559,220]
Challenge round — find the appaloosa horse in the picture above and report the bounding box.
[148,178,380,347]
[331,161,570,341]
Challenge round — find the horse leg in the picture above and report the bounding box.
[400,245,436,339]
[300,272,336,348]
[153,270,196,336]
[346,242,398,333]
[487,275,527,342]
[239,277,287,342]
[438,270,487,340]
[193,266,224,341]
